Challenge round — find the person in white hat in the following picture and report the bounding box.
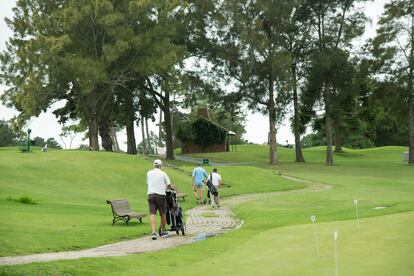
[147,159,171,240]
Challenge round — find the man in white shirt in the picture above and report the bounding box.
[147,159,171,240]
[208,168,222,208]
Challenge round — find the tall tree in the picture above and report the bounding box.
[0,0,128,151]
[281,0,312,162]
[110,126,120,151]
[60,123,84,150]
[1,0,187,154]
[143,77,175,159]
[0,120,18,147]
[145,117,151,153]
[143,69,191,160]
[112,81,139,155]
[140,117,147,155]
[117,0,188,159]
[306,0,368,165]
[359,79,408,147]
[372,0,414,164]
[204,0,294,164]
[158,109,164,147]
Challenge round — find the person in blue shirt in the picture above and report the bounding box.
[192,163,208,205]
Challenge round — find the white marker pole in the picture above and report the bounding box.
[310,215,320,257]
[333,229,339,276]
[354,199,360,229]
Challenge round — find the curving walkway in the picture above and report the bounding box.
[0,175,331,266]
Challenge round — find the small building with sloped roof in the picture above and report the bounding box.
[176,108,236,154]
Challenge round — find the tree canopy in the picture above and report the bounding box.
[1,0,413,165]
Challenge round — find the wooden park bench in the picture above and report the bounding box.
[106,199,146,225]
[170,185,188,201]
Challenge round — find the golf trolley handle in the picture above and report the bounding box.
[167,184,177,191]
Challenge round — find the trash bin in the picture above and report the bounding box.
[403,152,409,162]
[19,139,29,152]
[19,129,32,152]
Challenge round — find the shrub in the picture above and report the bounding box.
[6,196,37,205]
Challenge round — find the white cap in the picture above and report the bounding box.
[153,159,162,166]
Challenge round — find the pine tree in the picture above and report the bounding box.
[372,0,414,164]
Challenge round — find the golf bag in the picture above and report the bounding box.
[206,174,219,206]
[206,179,218,196]
[165,190,185,235]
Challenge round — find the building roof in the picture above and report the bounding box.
[193,116,236,135]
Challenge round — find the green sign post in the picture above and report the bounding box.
[27,129,32,152]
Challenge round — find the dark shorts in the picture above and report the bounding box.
[148,194,167,215]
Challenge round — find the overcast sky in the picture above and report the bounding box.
[0,0,389,150]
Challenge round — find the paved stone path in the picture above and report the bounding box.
[225,175,332,207]
[0,175,330,266]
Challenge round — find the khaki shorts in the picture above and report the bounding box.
[148,194,167,215]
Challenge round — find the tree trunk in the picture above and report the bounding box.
[59,136,67,150]
[141,117,146,155]
[88,116,99,151]
[409,13,414,164]
[268,73,278,165]
[145,117,151,154]
[99,119,113,151]
[87,91,99,151]
[292,64,305,162]
[323,82,334,165]
[409,97,414,164]
[158,109,163,147]
[163,91,175,160]
[69,135,74,150]
[334,122,343,153]
[110,127,120,151]
[126,118,137,155]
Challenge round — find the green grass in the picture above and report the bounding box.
[2,211,413,275]
[0,145,413,275]
[0,147,301,257]
[178,144,408,166]
[6,196,37,205]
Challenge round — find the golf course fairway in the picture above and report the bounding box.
[0,145,413,275]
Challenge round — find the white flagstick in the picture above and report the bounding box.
[354,199,360,229]
[333,229,339,276]
[310,215,320,257]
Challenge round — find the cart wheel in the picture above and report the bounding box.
[176,230,180,235]
[181,224,185,236]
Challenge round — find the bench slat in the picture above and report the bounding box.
[170,185,187,201]
[107,199,146,225]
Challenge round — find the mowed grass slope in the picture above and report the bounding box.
[1,145,413,275]
[177,145,414,228]
[180,144,408,166]
[0,147,301,256]
[2,212,413,276]
[0,147,176,256]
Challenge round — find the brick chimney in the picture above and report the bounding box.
[197,107,211,120]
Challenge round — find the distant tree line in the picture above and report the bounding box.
[0,120,61,148]
[0,0,413,165]
[33,136,62,149]
[0,120,18,147]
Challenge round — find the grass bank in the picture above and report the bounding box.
[0,145,413,275]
